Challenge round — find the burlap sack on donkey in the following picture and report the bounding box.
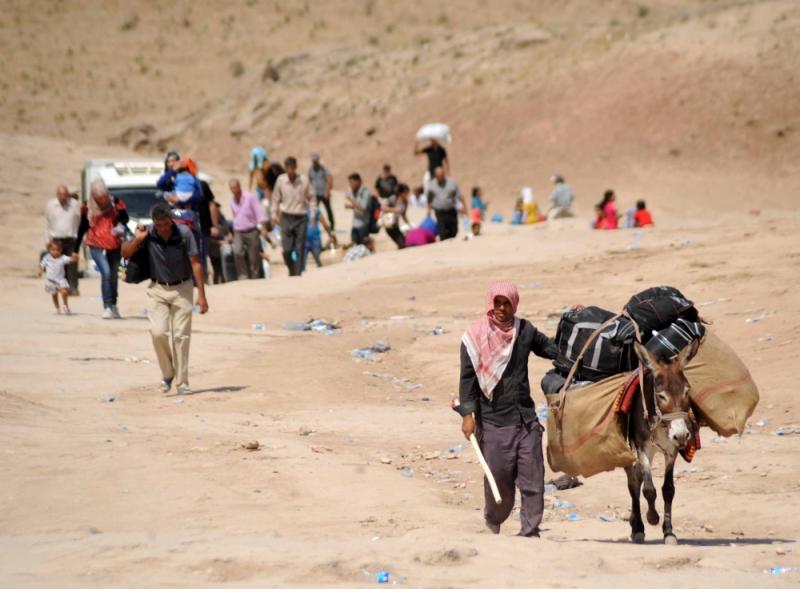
[546,374,635,478]
[685,330,759,437]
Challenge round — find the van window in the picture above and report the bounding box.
[109,187,162,220]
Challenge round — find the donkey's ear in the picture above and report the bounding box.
[677,339,700,369]
[633,341,659,373]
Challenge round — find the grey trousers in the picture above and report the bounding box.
[480,420,545,537]
[233,228,261,279]
[279,213,307,277]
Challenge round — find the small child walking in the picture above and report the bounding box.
[39,241,79,314]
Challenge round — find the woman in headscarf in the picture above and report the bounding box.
[85,178,128,319]
[156,151,181,193]
[456,281,557,538]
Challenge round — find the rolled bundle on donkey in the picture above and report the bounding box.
[543,286,759,544]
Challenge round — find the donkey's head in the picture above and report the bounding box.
[633,340,700,447]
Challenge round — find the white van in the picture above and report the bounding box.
[81,159,212,232]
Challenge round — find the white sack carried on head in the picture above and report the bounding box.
[416,123,452,143]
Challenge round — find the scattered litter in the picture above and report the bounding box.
[544,484,557,496]
[552,499,575,510]
[380,456,392,464]
[537,410,548,420]
[174,398,184,404]
[626,242,641,251]
[758,336,773,342]
[416,326,447,335]
[401,467,414,477]
[252,323,266,331]
[490,214,503,223]
[353,340,391,361]
[547,474,583,491]
[773,426,798,436]
[343,244,372,262]
[596,514,616,522]
[376,571,390,584]
[699,300,717,307]
[298,425,314,436]
[192,305,200,313]
[364,371,422,390]
[102,395,116,403]
[753,419,768,427]
[390,315,413,321]
[309,319,339,335]
[566,513,582,521]
[745,314,766,324]
[675,466,705,474]
[765,567,800,575]
[283,319,340,335]
[241,440,260,451]
[448,444,465,453]
[711,435,727,444]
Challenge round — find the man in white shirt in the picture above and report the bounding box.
[45,185,82,294]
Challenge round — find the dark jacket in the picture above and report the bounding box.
[458,319,557,427]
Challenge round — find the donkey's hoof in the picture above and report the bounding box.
[647,511,660,526]
[632,532,645,544]
[664,534,678,546]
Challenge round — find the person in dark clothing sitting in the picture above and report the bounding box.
[456,281,557,538]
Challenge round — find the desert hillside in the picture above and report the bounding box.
[1,0,798,214]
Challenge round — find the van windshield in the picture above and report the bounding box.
[109,187,163,220]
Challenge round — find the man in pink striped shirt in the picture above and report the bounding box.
[229,178,266,279]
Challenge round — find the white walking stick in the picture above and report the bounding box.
[470,432,502,504]
[452,400,502,504]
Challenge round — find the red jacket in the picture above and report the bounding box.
[85,200,126,250]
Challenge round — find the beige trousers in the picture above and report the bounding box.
[147,280,193,386]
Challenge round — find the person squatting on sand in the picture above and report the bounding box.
[121,203,208,395]
[456,281,557,537]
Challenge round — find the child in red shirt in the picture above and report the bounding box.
[634,200,654,227]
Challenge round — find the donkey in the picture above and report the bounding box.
[624,339,700,545]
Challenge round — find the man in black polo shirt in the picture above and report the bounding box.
[414,138,450,191]
[122,203,208,395]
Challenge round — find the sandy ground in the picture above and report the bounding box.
[1,136,798,586]
[2,0,800,586]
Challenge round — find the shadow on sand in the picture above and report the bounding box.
[575,537,793,547]
[180,385,250,395]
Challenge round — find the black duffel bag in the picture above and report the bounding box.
[554,306,637,383]
[624,286,699,343]
[646,318,706,361]
[123,241,151,284]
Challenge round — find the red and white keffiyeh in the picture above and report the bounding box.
[462,281,521,400]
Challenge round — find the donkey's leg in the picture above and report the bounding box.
[625,462,645,544]
[641,444,660,526]
[662,450,679,545]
